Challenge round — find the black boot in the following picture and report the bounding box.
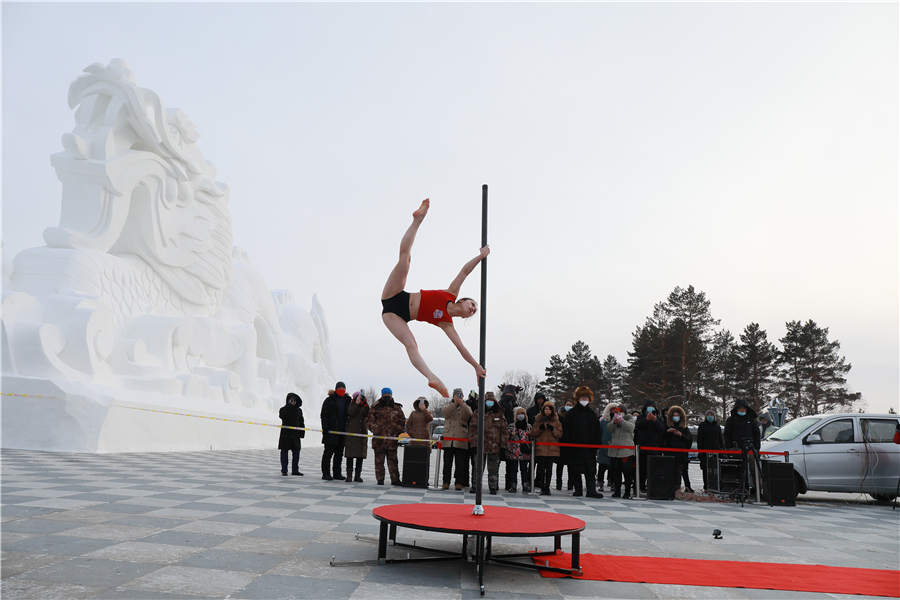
[354,460,363,483]
[345,459,353,482]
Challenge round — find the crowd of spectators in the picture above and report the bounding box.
[278,381,769,497]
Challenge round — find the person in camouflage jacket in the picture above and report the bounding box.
[366,389,406,485]
[505,406,532,493]
[468,392,508,494]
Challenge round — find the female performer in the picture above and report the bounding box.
[381,199,488,398]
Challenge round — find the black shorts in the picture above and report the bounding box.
[381,291,411,322]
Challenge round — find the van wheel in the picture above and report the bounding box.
[794,472,806,496]
[870,493,897,504]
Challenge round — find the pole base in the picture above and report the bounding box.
[472,504,485,516]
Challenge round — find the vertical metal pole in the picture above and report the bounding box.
[475,184,488,512]
[529,440,536,495]
[433,444,440,488]
[634,446,641,499]
[754,452,761,504]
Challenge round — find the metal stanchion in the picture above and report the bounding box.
[784,450,790,463]
[530,440,536,495]
[633,446,642,500]
[754,452,761,504]
[434,443,442,488]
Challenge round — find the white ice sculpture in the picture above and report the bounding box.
[2,59,335,452]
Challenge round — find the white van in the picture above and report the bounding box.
[761,413,899,502]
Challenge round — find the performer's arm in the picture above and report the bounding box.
[447,246,490,296]
[439,322,486,379]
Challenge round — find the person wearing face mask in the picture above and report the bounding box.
[465,389,479,486]
[596,404,614,492]
[607,403,636,498]
[320,382,351,480]
[366,388,407,485]
[278,393,305,476]
[506,406,532,493]
[697,409,724,491]
[724,398,760,451]
[344,390,370,482]
[662,405,694,493]
[556,399,576,491]
[468,391,508,494]
[562,387,603,498]
[441,388,473,490]
[634,399,666,493]
[529,401,563,495]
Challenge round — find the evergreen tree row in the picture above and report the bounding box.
[540,285,860,420]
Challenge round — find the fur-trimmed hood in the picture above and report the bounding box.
[666,405,687,428]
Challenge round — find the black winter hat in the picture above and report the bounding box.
[335,381,346,390]
[286,392,302,406]
[534,392,547,402]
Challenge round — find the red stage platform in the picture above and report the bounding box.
[366,503,586,596]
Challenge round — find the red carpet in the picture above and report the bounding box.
[532,553,900,597]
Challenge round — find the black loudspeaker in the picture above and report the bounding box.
[402,445,430,488]
[647,455,678,500]
[764,461,797,506]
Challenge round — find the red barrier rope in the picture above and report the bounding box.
[437,436,787,456]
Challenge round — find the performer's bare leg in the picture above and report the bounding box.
[382,313,448,397]
[381,199,429,300]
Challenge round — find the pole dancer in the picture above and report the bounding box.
[380,198,489,398]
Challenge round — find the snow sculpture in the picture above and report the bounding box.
[2,59,334,452]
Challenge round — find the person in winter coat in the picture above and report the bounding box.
[633,399,666,493]
[406,397,434,446]
[498,384,521,491]
[697,409,724,491]
[662,405,694,492]
[556,399,575,490]
[759,413,774,440]
[366,388,406,485]
[344,390,370,483]
[506,406,532,493]
[442,388,473,490]
[724,399,760,451]
[606,404,636,498]
[468,392,508,494]
[596,404,614,491]
[529,401,563,495]
[562,386,603,498]
[278,393,305,476]
[526,392,548,425]
[320,382,351,480]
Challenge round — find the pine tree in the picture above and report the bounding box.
[564,340,606,398]
[540,354,569,404]
[708,330,738,421]
[735,323,777,414]
[776,320,860,416]
[600,355,625,404]
[660,285,720,411]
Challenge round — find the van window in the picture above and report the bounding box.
[861,419,899,443]
[767,416,822,441]
[813,419,854,443]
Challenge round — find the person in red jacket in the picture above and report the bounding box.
[380,199,489,398]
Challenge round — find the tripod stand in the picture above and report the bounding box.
[731,440,763,507]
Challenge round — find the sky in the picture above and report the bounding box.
[3,2,897,414]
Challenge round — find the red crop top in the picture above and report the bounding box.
[416,289,456,326]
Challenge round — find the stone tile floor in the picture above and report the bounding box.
[2,447,897,599]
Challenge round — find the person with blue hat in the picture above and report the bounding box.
[366,388,406,485]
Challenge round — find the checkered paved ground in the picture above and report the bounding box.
[2,446,897,599]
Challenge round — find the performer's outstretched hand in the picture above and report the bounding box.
[475,364,486,379]
[479,245,490,259]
